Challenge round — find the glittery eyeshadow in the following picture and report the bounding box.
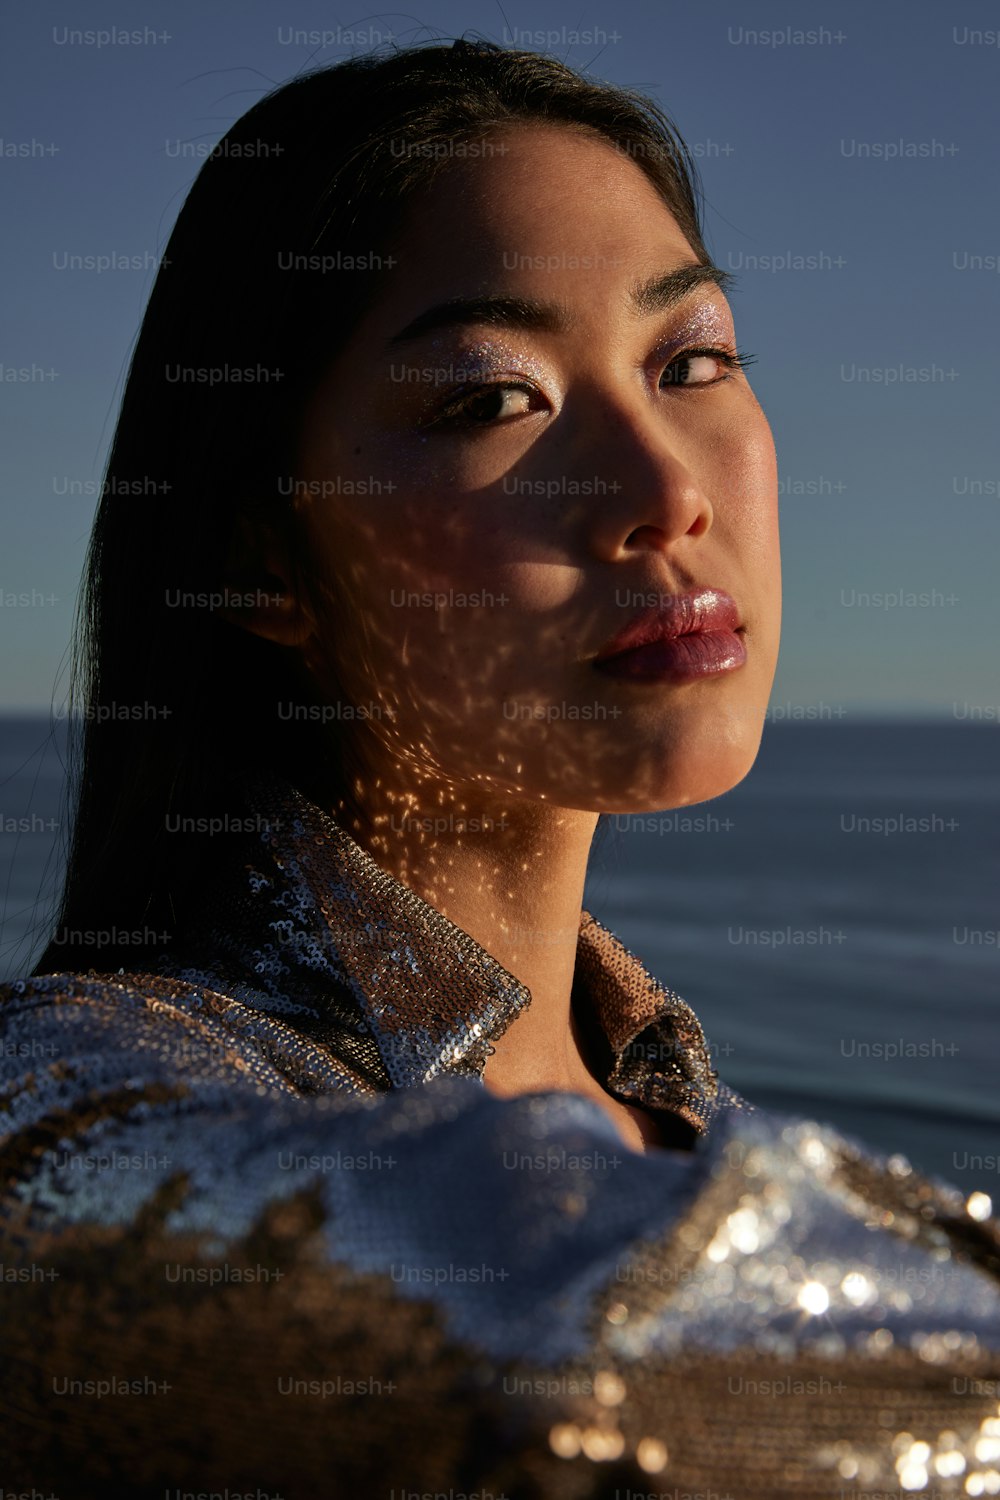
[390,336,554,424]
[654,296,736,356]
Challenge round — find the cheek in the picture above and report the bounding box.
[300,493,563,705]
[319,455,587,622]
[711,402,779,557]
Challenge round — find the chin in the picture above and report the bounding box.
[580,703,768,816]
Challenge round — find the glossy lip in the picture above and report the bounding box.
[592,587,743,664]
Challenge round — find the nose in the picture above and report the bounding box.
[578,392,714,562]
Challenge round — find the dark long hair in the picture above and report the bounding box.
[35,38,713,976]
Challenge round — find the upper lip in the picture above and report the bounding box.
[593,587,743,662]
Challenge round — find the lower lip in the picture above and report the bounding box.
[593,629,747,683]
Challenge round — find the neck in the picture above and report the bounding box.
[317,752,600,1097]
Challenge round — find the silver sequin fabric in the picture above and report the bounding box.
[1,774,998,1498]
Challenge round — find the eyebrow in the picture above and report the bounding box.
[385,263,734,349]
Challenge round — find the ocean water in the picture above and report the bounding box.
[584,719,1000,1191]
[1,715,997,1191]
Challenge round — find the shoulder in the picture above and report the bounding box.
[0,968,367,1095]
[685,1091,1000,1326]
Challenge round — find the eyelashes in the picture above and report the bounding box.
[426,379,543,430]
[421,345,758,432]
[660,347,757,386]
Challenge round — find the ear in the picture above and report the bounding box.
[215,513,316,648]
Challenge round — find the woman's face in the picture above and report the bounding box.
[292,123,780,815]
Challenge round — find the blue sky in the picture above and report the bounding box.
[2,0,998,716]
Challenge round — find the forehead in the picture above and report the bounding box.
[393,121,689,252]
[358,123,699,338]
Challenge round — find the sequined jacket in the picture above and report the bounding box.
[1,775,998,1499]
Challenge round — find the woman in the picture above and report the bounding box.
[1,39,997,1499]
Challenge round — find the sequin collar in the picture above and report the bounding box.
[160,775,721,1133]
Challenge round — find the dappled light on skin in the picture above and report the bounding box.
[285,128,778,849]
[225,123,779,1131]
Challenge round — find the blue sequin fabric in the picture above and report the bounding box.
[1,775,998,1498]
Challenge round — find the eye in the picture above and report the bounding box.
[660,347,753,388]
[426,381,544,430]
[422,346,757,432]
